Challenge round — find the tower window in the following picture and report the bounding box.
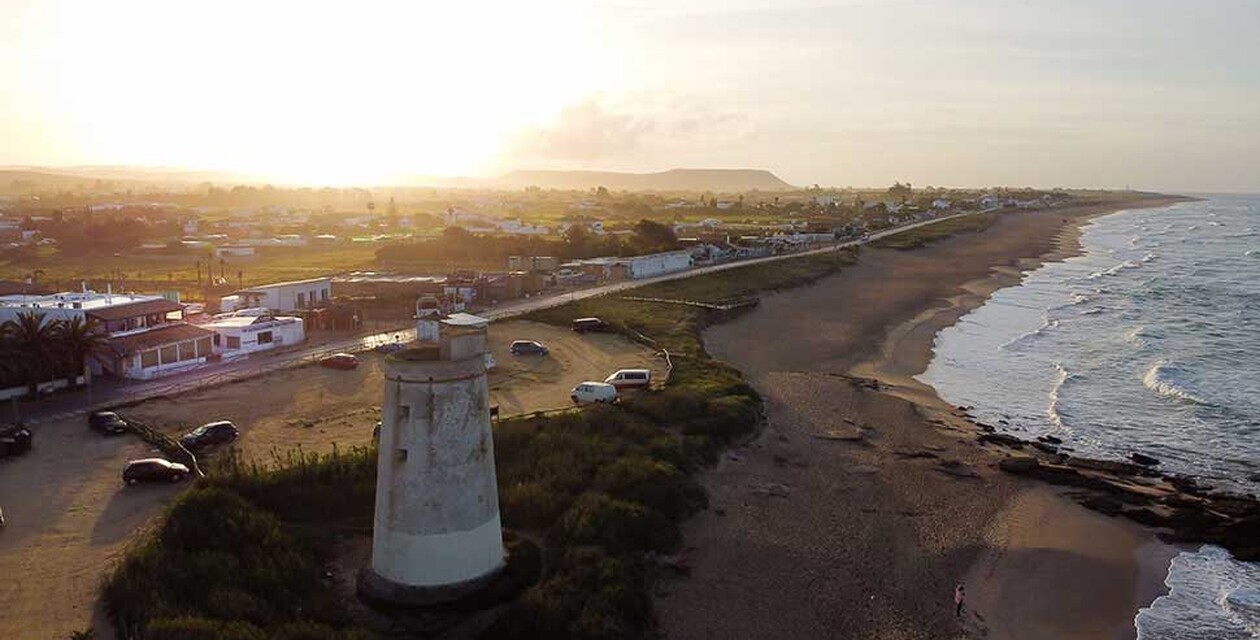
[395,449,408,462]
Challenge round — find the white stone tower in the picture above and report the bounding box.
[361,314,505,604]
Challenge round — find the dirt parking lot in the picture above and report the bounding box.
[0,320,661,639]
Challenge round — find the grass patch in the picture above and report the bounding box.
[870,212,998,250]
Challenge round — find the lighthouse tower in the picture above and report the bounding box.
[360,313,505,604]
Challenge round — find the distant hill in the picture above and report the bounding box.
[495,169,795,192]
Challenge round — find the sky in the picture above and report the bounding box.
[2,0,1258,191]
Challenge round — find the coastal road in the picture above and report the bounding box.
[21,208,989,425]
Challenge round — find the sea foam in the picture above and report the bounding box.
[1143,361,1209,405]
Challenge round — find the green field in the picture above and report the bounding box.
[0,245,381,298]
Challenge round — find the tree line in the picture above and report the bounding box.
[375,220,680,267]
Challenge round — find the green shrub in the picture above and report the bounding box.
[145,617,267,640]
[502,480,574,530]
[593,455,705,520]
[553,492,678,552]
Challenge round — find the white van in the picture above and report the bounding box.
[604,368,651,390]
[571,381,618,405]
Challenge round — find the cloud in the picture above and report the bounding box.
[503,98,750,168]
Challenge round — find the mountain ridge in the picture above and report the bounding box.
[495,168,795,192]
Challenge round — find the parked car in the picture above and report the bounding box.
[0,425,32,459]
[605,369,652,390]
[571,317,609,333]
[571,381,618,405]
[123,458,190,484]
[374,339,406,354]
[88,411,129,435]
[320,353,360,370]
[510,340,549,356]
[179,420,239,450]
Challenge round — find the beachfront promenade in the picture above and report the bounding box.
[16,209,989,426]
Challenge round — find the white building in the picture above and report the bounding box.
[214,245,256,258]
[626,249,693,278]
[233,277,332,312]
[205,310,305,358]
[574,249,694,281]
[0,289,214,380]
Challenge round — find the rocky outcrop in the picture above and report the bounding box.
[983,428,1260,561]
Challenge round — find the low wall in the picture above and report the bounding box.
[0,376,86,402]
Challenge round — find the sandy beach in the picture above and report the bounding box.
[655,195,1188,640]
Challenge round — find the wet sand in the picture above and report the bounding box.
[656,196,1188,640]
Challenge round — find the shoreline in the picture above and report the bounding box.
[849,199,1186,640]
[656,195,1193,640]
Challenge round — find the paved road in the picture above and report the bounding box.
[20,209,987,425]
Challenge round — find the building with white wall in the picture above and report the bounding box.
[0,289,214,380]
[233,277,332,312]
[573,249,694,281]
[205,310,305,358]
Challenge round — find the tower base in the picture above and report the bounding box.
[357,564,505,608]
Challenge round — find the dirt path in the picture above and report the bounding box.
[0,320,659,638]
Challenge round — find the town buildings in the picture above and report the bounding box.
[225,277,333,313]
[0,289,215,380]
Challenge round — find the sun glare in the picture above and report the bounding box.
[36,0,604,184]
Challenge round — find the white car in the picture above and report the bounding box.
[604,368,651,391]
[571,381,618,405]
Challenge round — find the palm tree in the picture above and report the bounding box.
[54,316,111,388]
[3,311,60,398]
[0,320,22,387]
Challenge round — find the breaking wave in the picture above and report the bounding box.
[1088,259,1142,279]
[1143,361,1209,406]
[1001,317,1059,350]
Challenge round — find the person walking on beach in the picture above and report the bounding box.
[954,583,965,617]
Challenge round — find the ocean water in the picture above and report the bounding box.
[918,195,1260,639]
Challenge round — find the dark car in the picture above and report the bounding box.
[510,340,549,356]
[88,411,129,435]
[374,341,406,354]
[0,425,32,459]
[123,458,190,484]
[571,317,609,334]
[320,353,360,370]
[179,420,239,450]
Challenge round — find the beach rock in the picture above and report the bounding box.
[936,460,979,479]
[1162,494,1204,509]
[1129,453,1161,467]
[978,433,1025,448]
[1167,475,1212,495]
[1037,435,1064,445]
[998,456,1040,474]
[750,482,791,498]
[1065,457,1150,477]
[813,428,863,442]
[1123,508,1169,527]
[1205,494,1260,519]
[1030,442,1059,455]
[894,449,939,460]
[1217,517,1260,561]
[1080,494,1124,516]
